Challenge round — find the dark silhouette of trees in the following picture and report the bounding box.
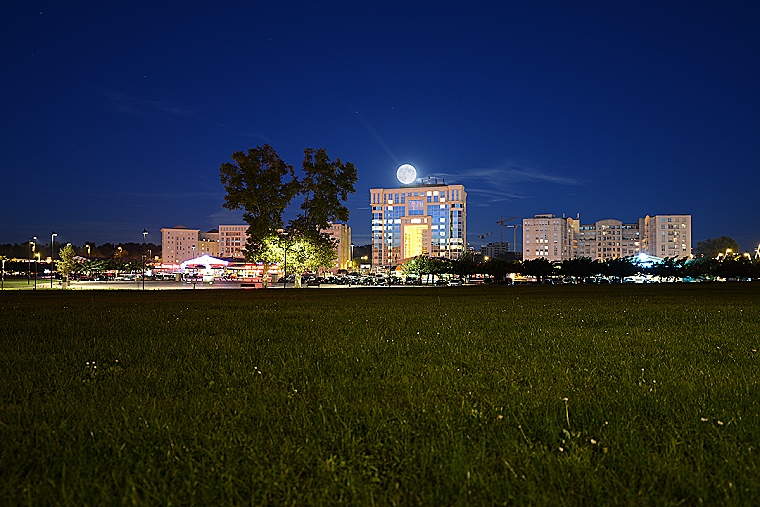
[694,236,740,258]
[520,258,554,283]
[558,257,601,280]
[220,145,357,286]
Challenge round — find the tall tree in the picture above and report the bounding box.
[219,145,299,261]
[558,257,601,280]
[694,236,740,258]
[602,257,638,282]
[288,237,338,287]
[290,148,357,237]
[451,251,477,280]
[220,145,356,284]
[56,244,78,287]
[520,258,554,283]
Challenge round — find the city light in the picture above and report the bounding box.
[51,231,57,289]
[142,229,148,290]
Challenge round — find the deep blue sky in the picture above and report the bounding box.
[3,1,759,251]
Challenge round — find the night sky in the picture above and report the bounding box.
[3,2,759,251]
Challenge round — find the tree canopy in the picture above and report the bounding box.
[290,148,357,238]
[56,244,78,285]
[219,145,356,279]
[219,145,299,260]
[694,236,740,258]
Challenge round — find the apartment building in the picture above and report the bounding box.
[218,224,247,259]
[370,183,466,268]
[162,222,351,269]
[322,222,352,271]
[161,225,201,265]
[523,213,692,261]
[577,219,641,261]
[198,229,220,258]
[522,214,578,262]
[481,242,511,260]
[639,214,692,258]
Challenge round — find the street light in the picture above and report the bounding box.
[281,232,290,289]
[142,229,148,290]
[34,252,40,290]
[28,237,36,285]
[51,231,57,289]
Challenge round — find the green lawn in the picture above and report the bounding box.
[1,284,759,505]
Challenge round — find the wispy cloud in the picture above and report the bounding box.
[207,209,243,223]
[465,188,528,205]
[92,87,271,141]
[426,162,581,204]
[97,90,199,118]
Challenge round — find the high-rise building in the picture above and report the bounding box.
[161,225,201,265]
[522,214,578,262]
[577,219,641,261]
[639,214,692,258]
[523,213,692,261]
[370,183,466,269]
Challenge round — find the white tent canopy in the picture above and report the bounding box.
[180,255,230,269]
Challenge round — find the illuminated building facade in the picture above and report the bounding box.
[638,214,692,258]
[370,183,466,268]
[198,229,220,257]
[322,222,352,271]
[522,214,578,262]
[481,242,511,260]
[577,219,641,261]
[219,224,247,259]
[161,225,201,265]
[523,213,692,261]
[162,222,350,271]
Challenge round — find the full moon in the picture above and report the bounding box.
[396,164,417,184]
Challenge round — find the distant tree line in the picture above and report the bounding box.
[0,241,160,261]
[401,252,760,283]
[0,241,160,277]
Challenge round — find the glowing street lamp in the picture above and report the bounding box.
[28,237,36,286]
[51,231,57,289]
[280,232,290,289]
[142,229,148,290]
[34,252,40,290]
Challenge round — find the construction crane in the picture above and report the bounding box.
[505,224,522,253]
[477,232,492,251]
[496,216,520,249]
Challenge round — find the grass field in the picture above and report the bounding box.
[1,284,759,505]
